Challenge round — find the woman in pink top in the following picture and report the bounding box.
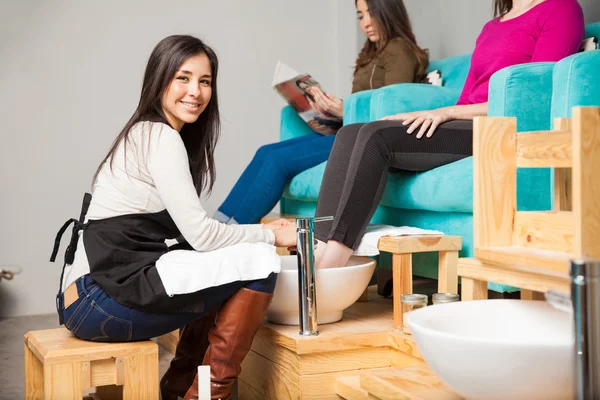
[311,0,584,269]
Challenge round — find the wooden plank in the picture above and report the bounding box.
[378,235,461,254]
[252,288,422,361]
[336,376,377,400]
[457,258,569,294]
[360,366,462,400]
[460,278,488,301]
[239,351,300,400]
[520,290,545,301]
[26,328,157,365]
[239,379,273,400]
[514,211,574,253]
[24,342,44,400]
[301,368,388,399]
[554,168,572,211]
[437,251,459,294]
[554,118,572,211]
[516,130,572,168]
[572,107,600,259]
[388,348,426,369]
[387,332,422,360]
[260,287,394,356]
[156,330,179,354]
[474,246,570,273]
[122,353,159,400]
[44,362,83,400]
[473,117,517,250]
[250,328,301,375]
[89,358,118,388]
[393,254,412,330]
[300,347,392,375]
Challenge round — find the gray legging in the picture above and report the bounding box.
[313,119,473,249]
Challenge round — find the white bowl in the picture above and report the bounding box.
[407,300,574,400]
[267,255,376,325]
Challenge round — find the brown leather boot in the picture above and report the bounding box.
[160,310,217,400]
[183,288,273,400]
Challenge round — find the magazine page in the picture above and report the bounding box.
[272,61,341,136]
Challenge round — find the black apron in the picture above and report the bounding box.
[51,194,208,324]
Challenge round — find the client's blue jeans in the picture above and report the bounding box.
[218,134,336,224]
[60,274,277,342]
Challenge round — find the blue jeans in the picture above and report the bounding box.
[60,273,277,342]
[218,134,336,224]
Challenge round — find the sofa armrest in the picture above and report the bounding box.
[279,106,316,141]
[343,89,375,125]
[489,63,556,212]
[551,51,600,119]
[369,84,461,120]
[489,62,555,131]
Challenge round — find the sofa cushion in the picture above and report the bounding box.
[283,157,473,213]
[284,153,551,213]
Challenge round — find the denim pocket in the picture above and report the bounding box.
[64,298,90,332]
[72,300,133,342]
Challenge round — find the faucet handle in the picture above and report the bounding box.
[296,216,334,230]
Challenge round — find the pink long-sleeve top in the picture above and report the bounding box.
[457,0,584,105]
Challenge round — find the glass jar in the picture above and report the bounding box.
[432,293,460,305]
[401,294,428,335]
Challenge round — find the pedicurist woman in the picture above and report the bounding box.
[312,0,584,270]
[50,35,296,400]
[213,0,428,225]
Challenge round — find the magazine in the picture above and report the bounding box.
[272,61,342,136]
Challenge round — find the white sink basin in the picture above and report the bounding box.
[267,255,376,325]
[407,300,574,400]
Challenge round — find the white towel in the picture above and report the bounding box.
[155,242,281,296]
[353,225,444,256]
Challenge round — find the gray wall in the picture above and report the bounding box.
[358,0,600,60]
[0,0,358,317]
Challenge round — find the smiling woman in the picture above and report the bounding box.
[50,35,297,400]
[162,54,213,132]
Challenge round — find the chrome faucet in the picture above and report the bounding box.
[570,259,600,399]
[296,216,333,336]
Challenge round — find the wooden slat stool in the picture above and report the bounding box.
[459,108,600,301]
[24,327,158,400]
[377,235,462,329]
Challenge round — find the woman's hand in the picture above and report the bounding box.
[381,107,453,139]
[271,224,297,248]
[309,87,344,119]
[262,218,292,230]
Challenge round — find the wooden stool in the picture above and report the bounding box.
[377,235,462,329]
[24,328,158,400]
[459,108,600,301]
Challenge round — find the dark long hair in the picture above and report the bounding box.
[93,35,221,195]
[355,0,429,80]
[494,0,512,16]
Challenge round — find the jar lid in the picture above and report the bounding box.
[432,293,460,303]
[401,294,428,305]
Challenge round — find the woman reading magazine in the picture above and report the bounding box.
[312,0,584,270]
[214,0,429,225]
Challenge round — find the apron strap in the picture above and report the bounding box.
[51,193,92,325]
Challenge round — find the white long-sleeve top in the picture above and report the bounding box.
[61,121,276,291]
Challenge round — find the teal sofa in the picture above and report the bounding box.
[279,22,600,292]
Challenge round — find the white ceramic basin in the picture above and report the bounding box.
[407,300,574,400]
[267,255,376,325]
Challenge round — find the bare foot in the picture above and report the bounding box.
[316,240,353,269]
